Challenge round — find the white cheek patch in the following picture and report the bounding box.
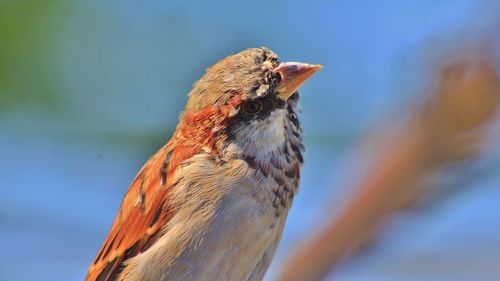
[242,109,286,154]
[261,110,286,146]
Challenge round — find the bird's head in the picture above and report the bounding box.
[174,47,321,161]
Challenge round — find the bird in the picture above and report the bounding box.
[85,47,321,281]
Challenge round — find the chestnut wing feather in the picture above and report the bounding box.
[85,144,200,281]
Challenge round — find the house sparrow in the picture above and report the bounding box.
[86,47,321,281]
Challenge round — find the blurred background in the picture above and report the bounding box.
[1,1,499,281]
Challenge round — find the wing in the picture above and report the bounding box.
[86,143,201,281]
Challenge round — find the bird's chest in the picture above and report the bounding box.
[132,157,297,281]
[199,184,284,280]
[190,158,297,280]
[176,160,289,280]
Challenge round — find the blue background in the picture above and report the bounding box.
[1,0,499,280]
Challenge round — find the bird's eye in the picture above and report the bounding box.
[242,101,262,115]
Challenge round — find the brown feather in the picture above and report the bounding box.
[85,93,243,280]
[85,142,200,281]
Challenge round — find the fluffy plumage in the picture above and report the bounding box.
[86,47,320,281]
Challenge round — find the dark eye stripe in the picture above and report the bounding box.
[226,94,293,142]
[235,95,285,122]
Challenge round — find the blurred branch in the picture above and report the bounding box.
[277,44,500,281]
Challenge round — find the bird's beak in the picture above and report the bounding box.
[273,62,323,101]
